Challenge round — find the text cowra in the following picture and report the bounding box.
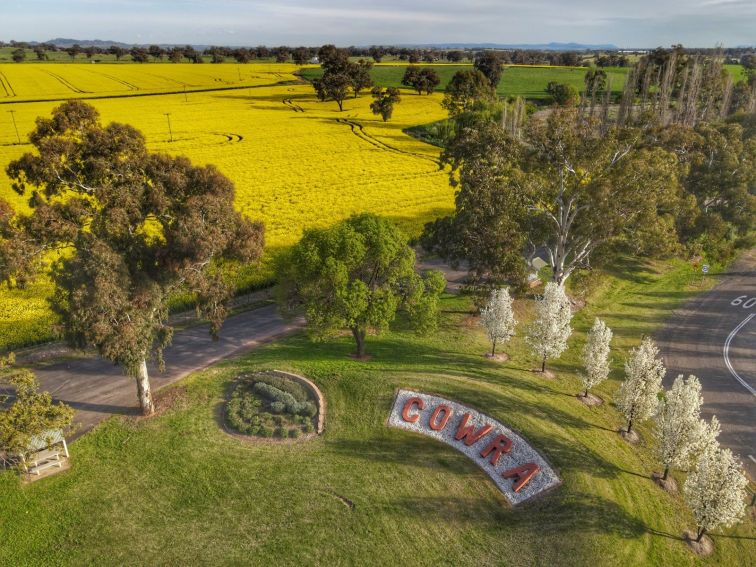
[388,389,561,505]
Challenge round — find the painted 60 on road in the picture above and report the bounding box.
[730,295,756,309]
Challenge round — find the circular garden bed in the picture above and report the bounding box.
[225,370,324,440]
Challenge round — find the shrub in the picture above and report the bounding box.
[225,373,319,438]
[258,426,273,438]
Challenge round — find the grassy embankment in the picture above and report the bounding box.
[1,257,753,566]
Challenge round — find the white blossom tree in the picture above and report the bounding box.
[616,337,665,434]
[480,288,517,356]
[683,445,748,543]
[526,282,572,372]
[654,374,709,481]
[580,318,612,397]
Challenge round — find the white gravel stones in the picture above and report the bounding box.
[388,389,561,505]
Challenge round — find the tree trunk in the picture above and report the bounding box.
[337,99,344,111]
[541,356,546,373]
[351,327,366,358]
[584,387,589,398]
[135,358,155,416]
[626,417,633,434]
[695,527,706,543]
[491,339,497,357]
[662,464,670,481]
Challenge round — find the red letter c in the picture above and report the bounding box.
[402,397,424,423]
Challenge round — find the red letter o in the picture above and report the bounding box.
[429,404,453,431]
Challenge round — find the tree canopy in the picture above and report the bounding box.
[0,355,74,461]
[370,87,401,122]
[277,213,445,358]
[442,69,496,116]
[1,101,264,415]
[474,51,503,88]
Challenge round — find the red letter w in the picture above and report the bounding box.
[454,413,493,446]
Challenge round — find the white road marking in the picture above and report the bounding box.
[750,455,756,465]
[723,313,756,397]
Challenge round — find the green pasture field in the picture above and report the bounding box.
[302,63,749,101]
[301,63,630,100]
[1,257,753,565]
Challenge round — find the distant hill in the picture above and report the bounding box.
[45,38,132,48]
[39,39,620,51]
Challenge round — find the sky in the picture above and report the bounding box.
[2,0,754,48]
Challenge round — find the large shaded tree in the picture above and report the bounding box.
[474,51,503,88]
[370,87,401,122]
[2,101,264,415]
[277,213,445,358]
[421,121,528,293]
[442,69,496,116]
[401,67,441,95]
[424,110,682,286]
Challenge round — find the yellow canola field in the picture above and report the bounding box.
[0,64,454,350]
[0,62,307,101]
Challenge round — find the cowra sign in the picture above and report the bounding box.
[388,389,561,505]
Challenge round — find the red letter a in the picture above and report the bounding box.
[502,463,540,493]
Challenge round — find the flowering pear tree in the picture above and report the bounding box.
[683,445,748,543]
[480,287,517,356]
[654,374,711,481]
[616,337,665,434]
[526,282,572,372]
[579,318,612,397]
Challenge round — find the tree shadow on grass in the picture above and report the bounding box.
[389,492,648,540]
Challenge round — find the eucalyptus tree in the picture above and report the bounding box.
[2,101,264,415]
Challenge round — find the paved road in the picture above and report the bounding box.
[657,249,756,479]
[32,304,304,436]
[14,259,467,439]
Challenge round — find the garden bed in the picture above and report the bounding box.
[224,370,324,440]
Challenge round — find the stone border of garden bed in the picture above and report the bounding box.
[221,369,326,443]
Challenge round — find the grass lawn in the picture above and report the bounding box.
[300,64,631,101]
[1,258,753,566]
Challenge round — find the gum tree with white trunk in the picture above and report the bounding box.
[580,317,612,398]
[616,337,665,435]
[526,282,572,372]
[2,101,264,415]
[654,374,710,481]
[683,445,748,543]
[480,287,517,357]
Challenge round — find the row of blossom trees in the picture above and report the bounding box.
[478,283,749,547]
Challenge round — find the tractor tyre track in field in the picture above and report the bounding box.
[282,98,305,112]
[85,69,139,91]
[335,118,439,165]
[213,132,244,143]
[42,70,89,94]
[0,72,16,97]
[0,81,292,105]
